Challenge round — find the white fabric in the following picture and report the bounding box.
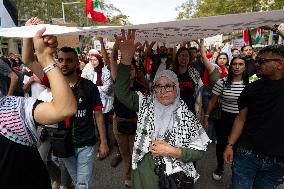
[37,89,58,128]
[0,0,16,28]
[23,75,46,99]
[23,75,30,84]
[81,65,114,113]
[0,10,282,43]
[81,62,94,79]
[31,83,46,99]
[89,49,99,55]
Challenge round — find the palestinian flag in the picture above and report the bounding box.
[85,0,107,23]
[255,27,262,45]
[0,0,18,28]
[243,28,252,45]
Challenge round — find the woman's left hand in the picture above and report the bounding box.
[150,140,182,158]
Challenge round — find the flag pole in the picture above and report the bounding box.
[62,1,80,23]
[62,2,65,23]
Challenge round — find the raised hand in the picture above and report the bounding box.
[118,29,140,65]
[193,39,204,47]
[111,34,122,61]
[25,17,44,26]
[33,27,58,67]
[181,41,191,47]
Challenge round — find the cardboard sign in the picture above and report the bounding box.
[57,35,80,48]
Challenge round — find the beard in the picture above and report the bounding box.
[62,69,75,76]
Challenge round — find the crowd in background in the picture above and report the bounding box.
[0,18,284,189]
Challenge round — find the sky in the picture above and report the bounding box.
[106,0,185,25]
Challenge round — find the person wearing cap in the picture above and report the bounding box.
[224,44,284,189]
[115,29,210,189]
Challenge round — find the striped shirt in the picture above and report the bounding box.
[212,78,246,114]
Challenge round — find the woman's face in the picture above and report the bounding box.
[154,77,177,106]
[231,58,246,76]
[89,54,99,68]
[217,54,228,67]
[178,50,190,67]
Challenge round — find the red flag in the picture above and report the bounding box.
[243,28,252,45]
[85,0,107,23]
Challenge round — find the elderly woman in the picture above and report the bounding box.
[115,30,210,189]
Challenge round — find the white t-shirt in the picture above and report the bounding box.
[23,75,45,99]
[37,89,58,128]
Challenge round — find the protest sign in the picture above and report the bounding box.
[0,9,282,43]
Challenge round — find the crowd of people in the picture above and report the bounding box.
[0,17,284,189]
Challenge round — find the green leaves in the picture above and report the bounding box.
[176,0,284,19]
[16,0,130,26]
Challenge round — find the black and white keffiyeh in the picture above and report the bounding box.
[132,92,210,181]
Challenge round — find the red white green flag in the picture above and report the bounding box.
[85,0,107,23]
[255,27,262,45]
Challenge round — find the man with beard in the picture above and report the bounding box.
[224,44,284,189]
[57,47,109,189]
[241,45,255,77]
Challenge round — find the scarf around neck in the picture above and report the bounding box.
[132,92,211,181]
[153,70,180,139]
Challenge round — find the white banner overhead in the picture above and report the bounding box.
[0,9,283,43]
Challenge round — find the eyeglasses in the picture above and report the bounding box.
[153,84,176,93]
[255,57,282,65]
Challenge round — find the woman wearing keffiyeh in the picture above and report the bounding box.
[115,29,210,189]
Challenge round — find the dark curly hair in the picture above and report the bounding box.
[215,52,229,67]
[258,44,284,59]
[59,46,78,60]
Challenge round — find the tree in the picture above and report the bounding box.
[175,0,196,19]
[176,0,284,19]
[16,0,130,26]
